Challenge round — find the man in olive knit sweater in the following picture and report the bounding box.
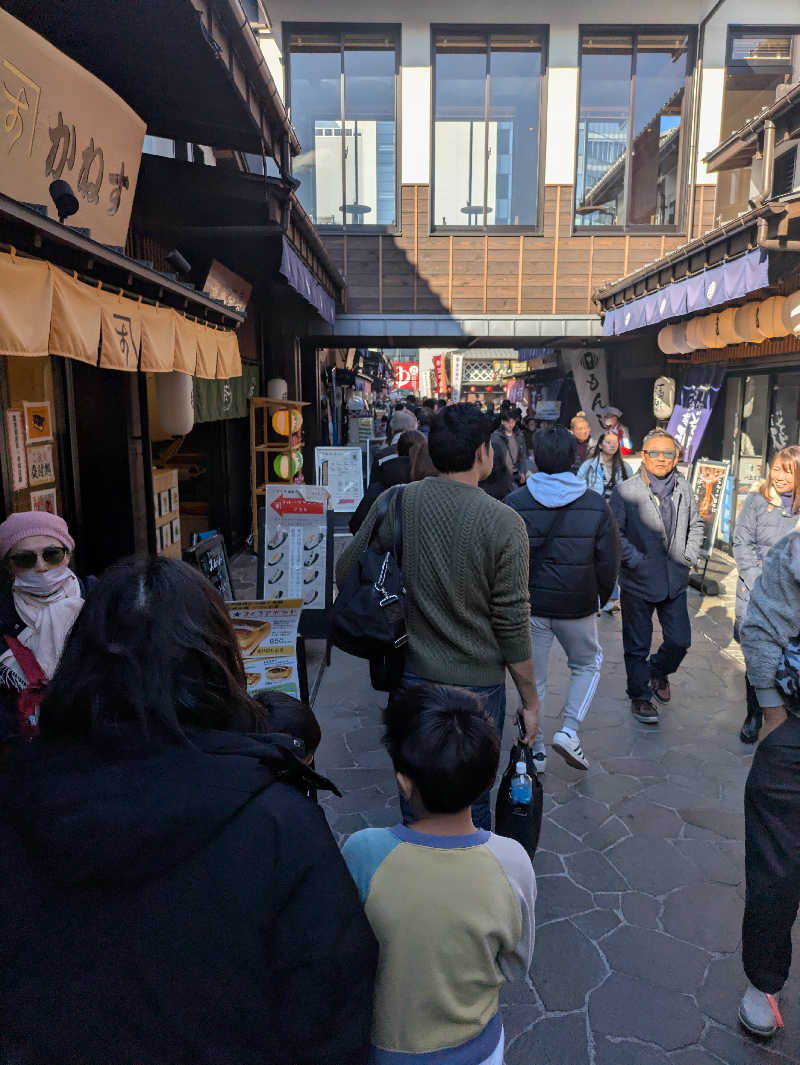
[336,404,539,830]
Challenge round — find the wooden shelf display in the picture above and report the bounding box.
[250,397,309,550]
[153,467,181,559]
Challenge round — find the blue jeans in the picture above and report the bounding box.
[398,673,507,831]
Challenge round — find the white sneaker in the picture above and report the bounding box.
[738,984,783,1037]
[552,730,589,771]
[531,750,547,774]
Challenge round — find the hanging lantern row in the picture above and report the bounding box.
[657,290,800,355]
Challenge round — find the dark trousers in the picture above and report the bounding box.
[620,589,691,701]
[742,715,800,993]
[399,673,506,831]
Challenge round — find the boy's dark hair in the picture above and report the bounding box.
[428,403,493,473]
[383,686,500,813]
[533,426,577,474]
[252,690,321,759]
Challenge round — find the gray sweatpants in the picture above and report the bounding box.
[530,614,603,750]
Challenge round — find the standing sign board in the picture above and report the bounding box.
[227,600,303,699]
[261,486,329,610]
[0,9,145,247]
[183,534,234,602]
[315,447,363,513]
[691,459,730,557]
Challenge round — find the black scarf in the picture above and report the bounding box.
[648,468,677,545]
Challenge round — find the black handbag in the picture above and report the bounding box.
[331,486,407,688]
[494,722,544,860]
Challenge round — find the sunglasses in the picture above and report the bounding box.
[8,547,68,569]
[644,449,677,460]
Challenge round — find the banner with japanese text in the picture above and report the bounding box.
[564,350,609,436]
[393,362,420,391]
[666,365,726,464]
[0,9,145,247]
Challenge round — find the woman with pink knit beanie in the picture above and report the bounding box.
[0,511,83,746]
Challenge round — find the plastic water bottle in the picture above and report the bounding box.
[510,761,532,814]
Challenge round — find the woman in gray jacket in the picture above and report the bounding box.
[733,445,800,742]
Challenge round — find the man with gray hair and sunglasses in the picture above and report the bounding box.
[609,430,704,725]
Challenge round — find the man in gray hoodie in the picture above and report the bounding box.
[738,531,800,1038]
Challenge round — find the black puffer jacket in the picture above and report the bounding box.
[505,474,620,618]
[0,729,377,1065]
[350,454,410,534]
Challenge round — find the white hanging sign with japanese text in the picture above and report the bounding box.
[0,9,145,247]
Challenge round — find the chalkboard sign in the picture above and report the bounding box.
[690,459,730,558]
[183,534,235,602]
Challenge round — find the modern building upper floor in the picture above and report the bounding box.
[253,0,800,339]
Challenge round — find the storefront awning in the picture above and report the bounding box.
[0,251,241,378]
[279,238,336,326]
[603,249,770,337]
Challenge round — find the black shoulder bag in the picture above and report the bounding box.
[494,717,544,860]
[331,486,407,692]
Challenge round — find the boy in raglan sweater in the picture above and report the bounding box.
[343,686,536,1065]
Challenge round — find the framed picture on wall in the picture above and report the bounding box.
[30,487,57,514]
[23,401,53,444]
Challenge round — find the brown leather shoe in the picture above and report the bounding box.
[651,676,671,703]
[631,699,659,724]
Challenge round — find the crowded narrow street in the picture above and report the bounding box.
[283,556,799,1064]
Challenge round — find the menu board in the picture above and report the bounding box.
[184,534,234,602]
[314,446,364,512]
[691,459,730,558]
[227,599,303,699]
[263,486,329,610]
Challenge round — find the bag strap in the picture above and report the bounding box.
[367,485,406,562]
[391,485,406,567]
[4,635,46,687]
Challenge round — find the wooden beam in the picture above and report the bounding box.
[448,235,454,310]
[586,235,595,313]
[517,235,524,315]
[623,233,630,277]
[551,186,562,315]
[483,234,489,313]
[413,185,419,313]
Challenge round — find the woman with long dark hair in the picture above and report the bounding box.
[733,444,800,743]
[0,556,377,1065]
[577,431,632,500]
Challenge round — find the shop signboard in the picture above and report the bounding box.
[564,350,609,436]
[666,366,725,464]
[227,599,303,699]
[263,486,329,610]
[691,459,730,558]
[432,354,448,395]
[5,409,27,491]
[393,362,420,391]
[0,9,146,247]
[183,534,234,602]
[451,353,464,402]
[314,446,364,512]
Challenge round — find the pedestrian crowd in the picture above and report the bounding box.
[0,400,798,1060]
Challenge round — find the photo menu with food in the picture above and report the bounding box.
[264,486,329,609]
[227,600,303,699]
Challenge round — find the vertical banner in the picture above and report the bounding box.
[666,365,726,464]
[564,350,609,436]
[432,354,449,395]
[451,353,464,403]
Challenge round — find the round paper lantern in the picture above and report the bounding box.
[271,408,303,436]
[657,325,679,355]
[686,316,708,350]
[671,322,696,354]
[716,306,744,346]
[699,313,728,349]
[267,377,288,400]
[758,295,789,338]
[273,450,303,480]
[157,371,194,436]
[734,302,767,344]
[781,289,800,336]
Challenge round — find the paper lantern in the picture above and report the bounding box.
[273,450,303,480]
[734,302,767,344]
[686,316,708,350]
[699,313,728,349]
[758,295,789,338]
[716,306,744,346]
[781,289,800,336]
[657,325,679,355]
[653,376,676,419]
[271,409,303,436]
[157,371,194,436]
[267,377,288,400]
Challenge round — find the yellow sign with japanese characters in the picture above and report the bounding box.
[0,9,145,247]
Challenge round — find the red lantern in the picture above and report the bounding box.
[487,386,493,393]
[469,385,476,393]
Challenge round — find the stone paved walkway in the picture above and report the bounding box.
[232,550,800,1063]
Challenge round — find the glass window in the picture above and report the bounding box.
[433,29,544,229]
[575,31,691,229]
[288,28,398,227]
[717,29,800,224]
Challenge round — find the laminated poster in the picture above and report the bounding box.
[264,486,328,610]
[227,599,303,699]
[6,410,27,491]
[314,446,363,512]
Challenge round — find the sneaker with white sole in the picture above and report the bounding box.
[738,984,783,1037]
[551,730,589,771]
[531,750,547,774]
